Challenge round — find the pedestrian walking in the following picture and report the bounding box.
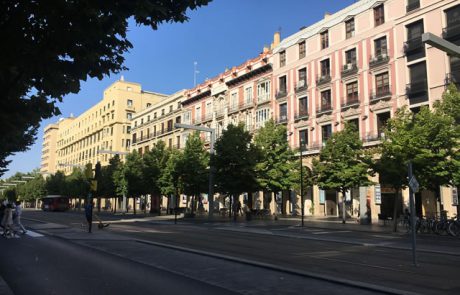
[1,203,15,237]
[84,200,93,233]
[14,200,27,234]
[237,201,243,216]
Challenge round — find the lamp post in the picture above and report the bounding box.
[175,123,215,220]
[299,135,305,227]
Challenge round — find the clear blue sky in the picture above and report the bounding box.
[3,0,355,179]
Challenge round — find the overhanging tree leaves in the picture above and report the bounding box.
[212,123,260,220]
[313,123,373,224]
[158,149,183,213]
[0,0,211,176]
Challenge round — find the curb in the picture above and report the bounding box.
[136,238,420,295]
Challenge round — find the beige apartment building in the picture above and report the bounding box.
[130,90,185,155]
[40,79,166,175]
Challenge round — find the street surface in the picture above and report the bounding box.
[1,210,459,295]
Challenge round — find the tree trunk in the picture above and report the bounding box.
[341,190,346,224]
[233,195,237,222]
[133,196,137,215]
[229,196,232,219]
[78,198,82,211]
[392,189,400,232]
[248,192,253,209]
[114,197,117,214]
[191,195,195,215]
[97,197,101,213]
[436,186,443,215]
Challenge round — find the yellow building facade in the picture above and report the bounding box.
[41,79,166,175]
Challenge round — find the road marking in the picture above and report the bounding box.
[26,231,44,238]
[312,231,351,235]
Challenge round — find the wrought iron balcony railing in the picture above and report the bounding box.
[341,63,358,78]
[295,80,308,93]
[370,85,392,102]
[369,53,389,68]
[316,74,331,86]
[404,36,423,54]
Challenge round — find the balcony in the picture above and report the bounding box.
[341,96,360,110]
[406,1,420,13]
[295,80,308,93]
[369,53,389,68]
[275,89,288,99]
[317,103,332,115]
[406,80,428,96]
[215,108,225,118]
[276,114,288,124]
[257,93,270,103]
[341,63,358,78]
[442,23,460,41]
[363,132,382,144]
[370,86,392,103]
[240,100,253,110]
[203,112,213,121]
[404,36,423,54]
[228,104,239,114]
[316,74,331,86]
[294,110,309,121]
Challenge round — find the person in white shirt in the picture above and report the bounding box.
[14,200,27,234]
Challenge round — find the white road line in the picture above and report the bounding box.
[26,231,44,238]
[312,231,351,235]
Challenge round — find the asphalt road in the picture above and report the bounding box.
[5,210,460,295]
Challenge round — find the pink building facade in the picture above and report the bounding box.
[179,0,460,221]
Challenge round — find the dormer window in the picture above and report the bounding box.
[321,30,329,49]
[299,41,306,59]
[280,50,286,67]
[374,4,385,26]
[345,18,355,39]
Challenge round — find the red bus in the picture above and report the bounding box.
[41,195,70,212]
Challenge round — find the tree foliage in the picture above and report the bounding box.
[254,120,296,194]
[313,123,372,222]
[0,0,211,176]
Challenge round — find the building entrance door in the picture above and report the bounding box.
[325,190,337,216]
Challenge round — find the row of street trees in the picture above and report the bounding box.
[2,86,459,228]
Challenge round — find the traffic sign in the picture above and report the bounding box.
[409,176,419,193]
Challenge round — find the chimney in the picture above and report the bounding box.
[263,45,270,53]
[273,31,281,47]
[324,12,331,19]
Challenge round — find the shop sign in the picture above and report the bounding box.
[319,189,325,204]
[374,184,381,205]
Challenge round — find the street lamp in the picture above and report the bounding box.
[175,123,215,220]
[299,134,305,228]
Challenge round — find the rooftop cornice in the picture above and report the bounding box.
[273,0,384,54]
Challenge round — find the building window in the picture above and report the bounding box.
[147,115,150,122]
[299,129,308,147]
[127,99,133,107]
[374,4,385,26]
[167,119,173,132]
[345,48,357,66]
[126,113,132,120]
[320,90,331,111]
[147,103,151,108]
[127,126,131,134]
[161,109,165,116]
[346,81,359,102]
[244,86,253,104]
[320,30,329,49]
[375,72,390,95]
[405,20,425,61]
[154,112,157,119]
[279,103,287,122]
[321,124,332,144]
[376,112,391,138]
[256,108,270,129]
[320,59,330,77]
[407,0,420,13]
[280,50,286,67]
[169,105,173,113]
[374,36,388,57]
[230,92,238,109]
[296,68,307,92]
[279,76,287,94]
[345,18,355,39]
[183,111,191,124]
[257,80,271,102]
[298,96,308,117]
[407,61,428,103]
[195,107,201,122]
[299,41,306,59]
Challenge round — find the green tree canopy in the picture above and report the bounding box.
[313,123,373,223]
[254,120,296,195]
[0,0,211,176]
[212,123,260,219]
[45,171,67,195]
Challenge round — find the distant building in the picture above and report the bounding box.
[40,80,166,175]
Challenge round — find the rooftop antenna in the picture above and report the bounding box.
[193,61,200,87]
